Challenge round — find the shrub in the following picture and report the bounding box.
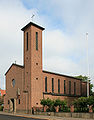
[40,98,47,107]
[40,98,68,112]
[0,106,3,111]
[73,97,88,112]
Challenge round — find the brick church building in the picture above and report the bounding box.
[4,22,87,113]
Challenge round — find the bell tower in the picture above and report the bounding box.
[21,22,45,109]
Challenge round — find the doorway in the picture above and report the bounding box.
[11,99,14,112]
[10,99,16,112]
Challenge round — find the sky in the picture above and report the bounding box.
[0,0,94,90]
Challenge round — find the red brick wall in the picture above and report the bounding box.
[4,65,25,111]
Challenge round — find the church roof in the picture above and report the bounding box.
[21,22,45,31]
[5,63,24,75]
[43,70,82,80]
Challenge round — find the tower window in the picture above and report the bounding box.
[69,81,71,95]
[36,32,38,50]
[64,80,66,94]
[52,78,54,93]
[58,79,60,93]
[45,77,47,92]
[74,82,76,95]
[26,32,28,51]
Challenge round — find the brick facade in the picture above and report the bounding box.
[4,22,87,113]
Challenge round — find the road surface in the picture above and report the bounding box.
[0,114,45,120]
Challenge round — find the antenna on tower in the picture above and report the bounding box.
[31,14,35,21]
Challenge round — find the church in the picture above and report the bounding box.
[4,22,87,113]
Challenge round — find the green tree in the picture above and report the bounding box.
[75,75,93,96]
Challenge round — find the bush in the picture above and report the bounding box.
[59,100,69,112]
[40,98,68,112]
[40,98,47,107]
[73,97,88,112]
[0,106,3,111]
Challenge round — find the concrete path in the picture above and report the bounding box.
[0,111,93,120]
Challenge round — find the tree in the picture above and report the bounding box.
[75,75,93,96]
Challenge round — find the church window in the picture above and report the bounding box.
[45,77,47,92]
[12,79,15,87]
[64,80,66,94]
[58,79,60,93]
[26,32,28,51]
[74,82,76,95]
[69,81,71,95]
[52,78,54,93]
[36,32,38,50]
[19,99,20,104]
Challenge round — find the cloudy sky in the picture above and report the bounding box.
[0,0,94,90]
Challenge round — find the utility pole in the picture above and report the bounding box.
[86,32,89,97]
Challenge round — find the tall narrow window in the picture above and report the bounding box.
[19,99,20,104]
[26,32,28,51]
[58,79,60,93]
[45,77,47,92]
[36,32,38,50]
[74,82,76,95]
[64,80,66,94]
[52,78,54,93]
[69,81,71,95]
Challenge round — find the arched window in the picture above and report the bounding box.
[12,79,15,87]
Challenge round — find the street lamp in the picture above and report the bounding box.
[86,32,89,97]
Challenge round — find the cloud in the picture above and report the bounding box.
[0,0,38,89]
[0,0,94,90]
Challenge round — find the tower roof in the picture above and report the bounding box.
[21,22,45,31]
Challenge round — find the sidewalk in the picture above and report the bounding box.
[0,111,94,120]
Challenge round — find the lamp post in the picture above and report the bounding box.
[86,32,89,97]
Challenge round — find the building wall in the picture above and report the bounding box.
[42,72,81,96]
[82,82,87,96]
[4,65,25,111]
[30,26,43,108]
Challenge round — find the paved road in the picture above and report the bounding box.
[0,114,45,120]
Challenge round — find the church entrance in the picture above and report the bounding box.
[11,99,14,112]
[9,99,16,112]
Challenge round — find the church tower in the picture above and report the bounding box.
[21,22,45,110]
